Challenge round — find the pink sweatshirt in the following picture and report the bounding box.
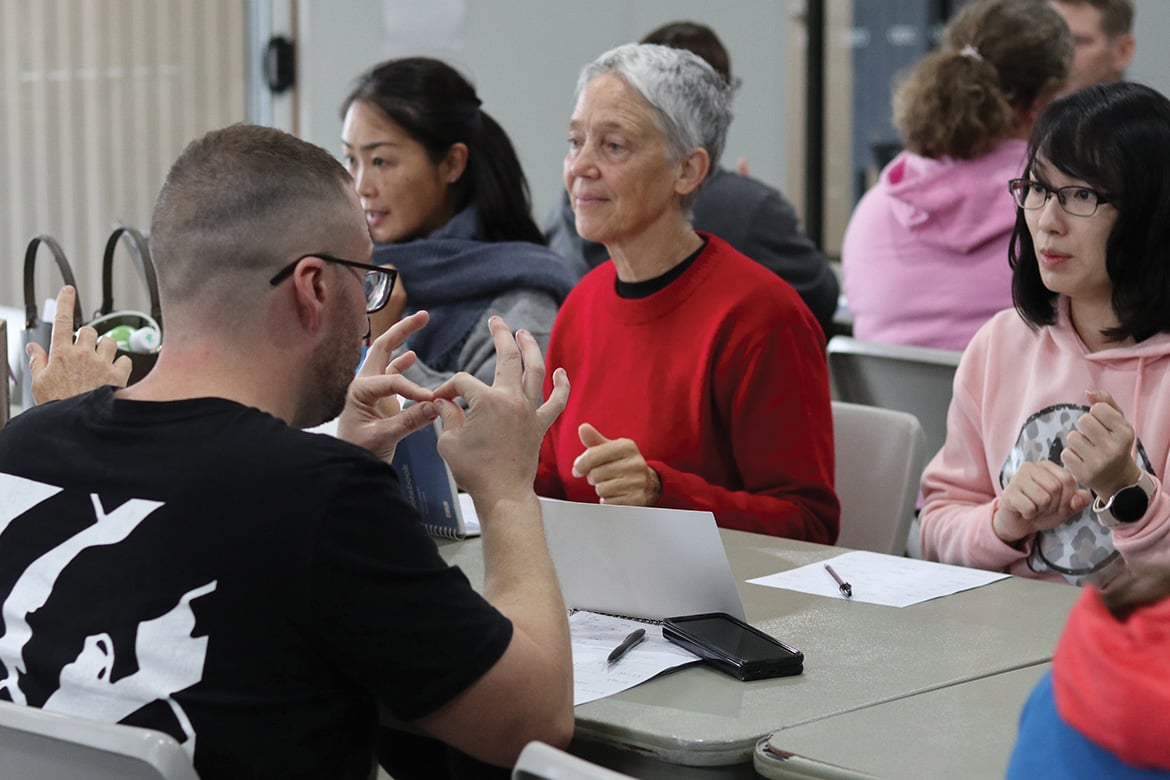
[920,299,1170,583]
[842,139,1026,351]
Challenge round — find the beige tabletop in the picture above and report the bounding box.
[755,664,1050,780]
[436,528,1079,774]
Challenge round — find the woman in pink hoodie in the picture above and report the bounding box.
[921,82,1170,608]
[841,0,1071,351]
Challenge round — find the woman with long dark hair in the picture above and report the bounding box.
[341,58,574,388]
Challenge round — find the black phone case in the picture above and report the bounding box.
[662,612,804,681]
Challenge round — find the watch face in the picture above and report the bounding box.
[1113,484,1150,523]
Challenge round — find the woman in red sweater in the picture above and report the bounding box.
[536,43,838,541]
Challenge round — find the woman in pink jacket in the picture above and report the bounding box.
[921,82,1170,606]
[841,0,1071,351]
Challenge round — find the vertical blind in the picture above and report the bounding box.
[0,0,247,316]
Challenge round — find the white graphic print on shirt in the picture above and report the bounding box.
[0,473,214,757]
[999,404,1153,586]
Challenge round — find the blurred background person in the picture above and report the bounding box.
[536,43,838,542]
[544,21,839,336]
[341,58,574,389]
[841,0,1071,351]
[1049,0,1135,94]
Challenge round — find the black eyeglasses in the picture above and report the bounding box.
[1008,178,1112,218]
[269,253,397,314]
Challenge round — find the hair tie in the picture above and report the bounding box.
[959,44,983,62]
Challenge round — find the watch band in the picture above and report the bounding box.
[1093,471,1156,528]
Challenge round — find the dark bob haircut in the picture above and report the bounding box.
[1009,82,1170,343]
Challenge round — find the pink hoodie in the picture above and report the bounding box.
[920,299,1170,584]
[842,139,1026,351]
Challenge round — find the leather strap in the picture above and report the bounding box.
[100,226,163,330]
[23,234,82,330]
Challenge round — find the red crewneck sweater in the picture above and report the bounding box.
[536,233,838,541]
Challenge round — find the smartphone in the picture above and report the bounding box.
[662,612,803,681]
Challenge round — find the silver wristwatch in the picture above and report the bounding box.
[1093,471,1156,528]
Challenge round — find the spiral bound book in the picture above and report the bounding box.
[392,420,477,539]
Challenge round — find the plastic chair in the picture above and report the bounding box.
[832,401,927,555]
[826,335,961,462]
[0,699,200,780]
[1,318,9,426]
[512,741,635,780]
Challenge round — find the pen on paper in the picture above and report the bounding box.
[607,628,646,666]
[825,564,852,598]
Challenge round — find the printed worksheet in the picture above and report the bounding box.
[569,611,701,706]
[747,550,1010,608]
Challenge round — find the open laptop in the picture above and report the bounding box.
[537,498,745,622]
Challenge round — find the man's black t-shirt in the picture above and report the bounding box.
[0,387,512,779]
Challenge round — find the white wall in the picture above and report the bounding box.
[1130,0,1170,96]
[295,0,794,223]
[294,0,1170,230]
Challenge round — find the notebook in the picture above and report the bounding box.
[391,420,478,539]
[537,498,746,623]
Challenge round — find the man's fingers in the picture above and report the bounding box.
[535,367,569,432]
[433,371,480,405]
[112,354,133,383]
[516,329,547,406]
[351,372,433,406]
[49,286,77,349]
[391,400,439,436]
[73,325,99,350]
[360,310,429,377]
[434,397,466,434]
[95,334,119,360]
[489,316,523,389]
[25,343,48,375]
[388,349,418,374]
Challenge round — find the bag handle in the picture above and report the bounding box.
[100,226,163,328]
[23,234,82,330]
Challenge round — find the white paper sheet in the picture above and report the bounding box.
[458,492,479,536]
[569,611,701,706]
[747,550,1010,608]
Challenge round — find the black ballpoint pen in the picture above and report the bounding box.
[607,628,647,665]
[825,564,853,598]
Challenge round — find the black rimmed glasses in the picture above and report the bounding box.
[1008,178,1112,217]
[269,253,397,314]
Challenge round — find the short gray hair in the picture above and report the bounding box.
[576,43,732,209]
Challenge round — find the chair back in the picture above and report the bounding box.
[832,401,927,555]
[1,319,9,426]
[827,335,961,462]
[512,741,635,780]
[0,699,199,780]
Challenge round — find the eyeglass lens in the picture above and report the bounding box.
[363,269,395,313]
[1012,180,1100,217]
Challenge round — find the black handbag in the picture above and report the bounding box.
[91,226,163,385]
[20,234,83,406]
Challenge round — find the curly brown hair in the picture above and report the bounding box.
[893,0,1071,160]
